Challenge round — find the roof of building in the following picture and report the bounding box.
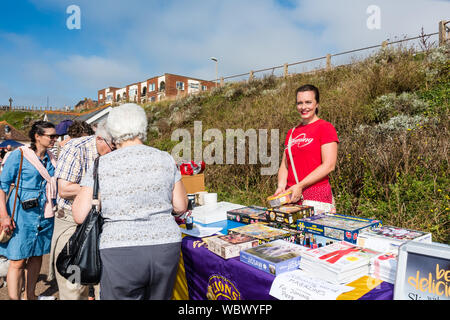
[44,104,112,125]
[0,121,30,142]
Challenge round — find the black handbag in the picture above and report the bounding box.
[56,157,104,285]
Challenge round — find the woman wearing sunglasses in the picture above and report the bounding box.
[0,121,58,300]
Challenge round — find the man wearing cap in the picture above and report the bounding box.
[48,120,114,300]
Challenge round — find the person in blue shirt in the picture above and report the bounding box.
[0,121,57,300]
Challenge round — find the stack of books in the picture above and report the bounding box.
[300,241,380,284]
[370,253,397,284]
[240,240,307,276]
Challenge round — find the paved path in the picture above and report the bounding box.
[0,254,59,300]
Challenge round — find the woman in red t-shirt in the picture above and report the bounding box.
[274,84,339,213]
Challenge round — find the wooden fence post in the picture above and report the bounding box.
[249,71,254,82]
[439,20,448,46]
[283,63,288,78]
[220,77,224,87]
[326,54,331,71]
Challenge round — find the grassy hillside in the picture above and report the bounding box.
[143,44,449,243]
[0,110,43,133]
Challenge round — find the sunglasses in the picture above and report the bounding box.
[42,134,58,139]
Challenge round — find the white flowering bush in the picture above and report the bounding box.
[371,92,429,123]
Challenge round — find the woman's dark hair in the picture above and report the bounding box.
[67,121,94,138]
[295,84,320,115]
[28,120,55,151]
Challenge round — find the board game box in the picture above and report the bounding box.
[357,225,432,253]
[204,233,260,259]
[226,206,268,225]
[240,239,306,276]
[297,214,382,244]
[265,204,314,225]
[228,223,292,244]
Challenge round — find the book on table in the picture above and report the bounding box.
[300,241,381,284]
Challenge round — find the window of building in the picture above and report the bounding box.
[142,87,147,96]
[159,81,165,92]
[189,83,199,89]
[99,93,104,99]
[148,83,155,92]
[150,96,156,102]
[176,81,185,91]
[202,85,207,91]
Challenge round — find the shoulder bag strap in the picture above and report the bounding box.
[11,149,24,221]
[92,157,100,210]
[287,127,300,185]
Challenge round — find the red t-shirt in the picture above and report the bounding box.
[284,119,339,202]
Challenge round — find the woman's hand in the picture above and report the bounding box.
[287,183,304,203]
[273,186,286,197]
[0,216,15,235]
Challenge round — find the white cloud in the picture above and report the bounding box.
[56,55,145,89]
[2,0,449,108]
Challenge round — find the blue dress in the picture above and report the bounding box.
[0,149,55,260]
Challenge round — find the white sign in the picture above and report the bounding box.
[269,270,354,300]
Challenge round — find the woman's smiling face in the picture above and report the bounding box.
[296,90,319,123]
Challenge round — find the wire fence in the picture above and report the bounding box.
[212,20,449,85]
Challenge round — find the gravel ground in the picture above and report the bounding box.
[0,254,59,300]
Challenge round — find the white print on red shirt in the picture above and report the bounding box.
[285,133,314,150]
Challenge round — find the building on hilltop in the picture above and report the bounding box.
[74,98,98,112]
[98,73,216,105]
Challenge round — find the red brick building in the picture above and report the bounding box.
[98,73,216,105]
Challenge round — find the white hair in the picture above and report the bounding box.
[95,119,112,142]
[106,103,148,144]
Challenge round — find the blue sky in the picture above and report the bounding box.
[0,0,449,109]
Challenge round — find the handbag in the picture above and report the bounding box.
[0,149,24,243]
[56,157,103,285]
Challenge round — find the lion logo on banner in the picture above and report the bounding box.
[206,275,241,300]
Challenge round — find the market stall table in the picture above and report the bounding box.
[172,221,394,300]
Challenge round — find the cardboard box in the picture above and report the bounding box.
[265,204,314,225]
[357,225,432,253]
[204,233,259,259]
[181,173,205,194]
[240,240,306,276]
[266,191,292,208]
[227,206,268,224]
[228,223,292,244]
[297,214,382,244]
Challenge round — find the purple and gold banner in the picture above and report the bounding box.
[174,236,393,300]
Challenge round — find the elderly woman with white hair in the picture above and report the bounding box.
[72,103,188,300]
